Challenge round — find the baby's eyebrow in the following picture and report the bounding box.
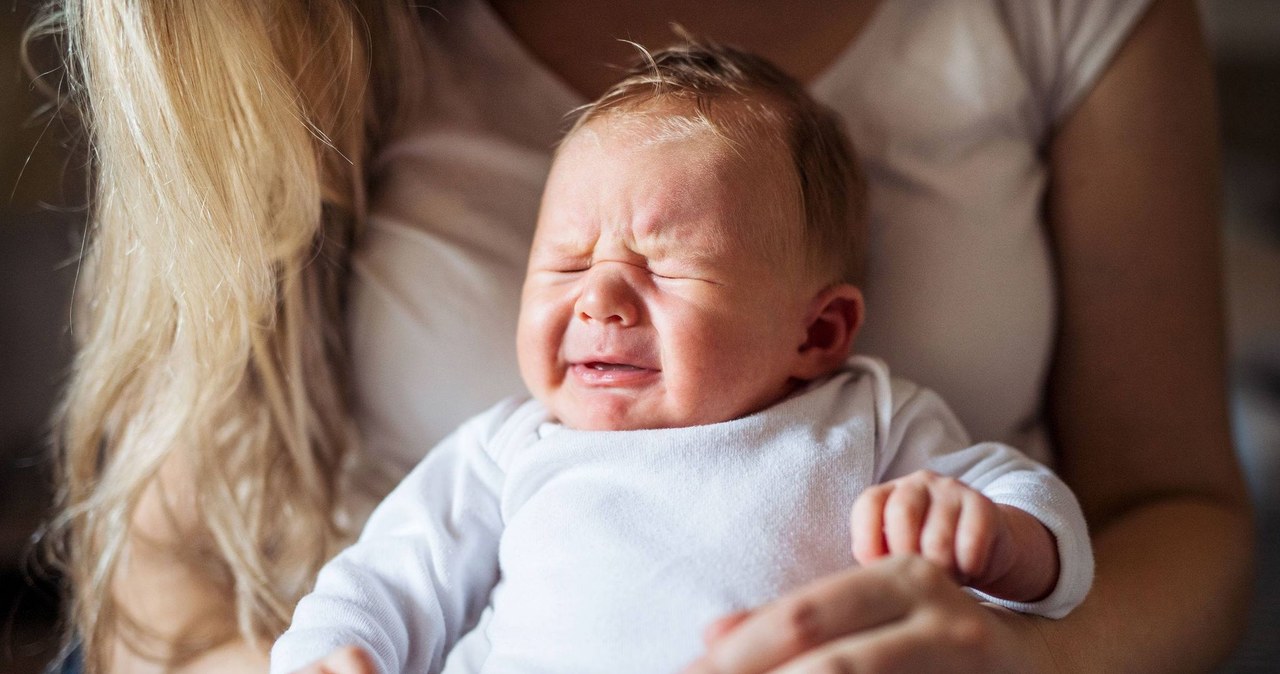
[534,227,596,255]
[642,239,722,268]
[636,214,736,261]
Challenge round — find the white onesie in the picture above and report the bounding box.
[272,357,1092,674]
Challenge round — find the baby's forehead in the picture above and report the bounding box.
[568,103,787,162]
[549,108,808,273]
[591,112,721,148]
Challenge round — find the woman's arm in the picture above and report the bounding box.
[1038,0,1253,668]
[681,1,1253,671]
[103,457,270,674]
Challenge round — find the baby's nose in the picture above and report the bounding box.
[575,263,641,326]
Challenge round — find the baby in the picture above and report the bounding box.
[272,41,1092,674]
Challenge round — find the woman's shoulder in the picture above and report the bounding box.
[818,0,1155,133]
[988,0,1156,124]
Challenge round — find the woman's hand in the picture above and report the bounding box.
[680,555,1049,674]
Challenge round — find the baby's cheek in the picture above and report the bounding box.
[669,360,741,425]
[517,302,566,390]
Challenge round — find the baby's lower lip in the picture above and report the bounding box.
[571,362,658,385]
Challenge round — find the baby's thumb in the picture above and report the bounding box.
[319,645,378,674]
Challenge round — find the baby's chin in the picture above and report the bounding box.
[544,397,688,432]
[540,378,804,431]
[553,409,683,432]
[546,397,761,432]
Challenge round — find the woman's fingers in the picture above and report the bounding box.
[681,558,931,674]
[704,609,754,647]
[686,557,1033,674]
[770,610,998,674]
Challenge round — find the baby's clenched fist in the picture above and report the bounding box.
[850,469,1058,602]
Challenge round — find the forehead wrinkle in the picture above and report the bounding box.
[631,201,737,273]
[562,112,763,267]
[631,152,738,256]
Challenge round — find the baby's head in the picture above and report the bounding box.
[517,39,867,431]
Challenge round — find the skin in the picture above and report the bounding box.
[108,455,272,673]
[850,472,1059,604]
[298,109,1060,674]
[111,1,1253,672]
[673,1,1254,673]
[290,646,377,674]
[516,113,848,431]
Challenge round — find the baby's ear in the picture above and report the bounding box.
[793,283,864,380]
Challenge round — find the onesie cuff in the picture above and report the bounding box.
[968,487,1094,619]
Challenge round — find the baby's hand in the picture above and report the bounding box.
[851,470,1021,591]
[290,645,378,674]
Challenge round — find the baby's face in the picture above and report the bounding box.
[517,113,816,430]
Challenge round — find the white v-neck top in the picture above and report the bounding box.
[347,0,1153,482]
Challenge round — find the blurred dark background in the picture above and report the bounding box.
[2,2,80,672]
[1,2,1277,672]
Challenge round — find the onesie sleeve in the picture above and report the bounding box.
[998,0,1154,128]
[269,399,518,674]
[877,383,1093,619]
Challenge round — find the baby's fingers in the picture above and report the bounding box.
[296,646,377,674]
[918,478,965,579]
[955,490,1002,583]
[851,484,892,565]
[882,479,930,556]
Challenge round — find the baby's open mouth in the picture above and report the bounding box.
[570,360,658,386]
[584,362,644,371]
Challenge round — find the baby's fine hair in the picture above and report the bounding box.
[566,37,867,285]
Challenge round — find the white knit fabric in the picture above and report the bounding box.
[272,357,1092,674]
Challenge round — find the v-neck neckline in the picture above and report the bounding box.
[472,0,893,108]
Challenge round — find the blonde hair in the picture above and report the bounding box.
[569,38,867,285]
[26,1,425,670]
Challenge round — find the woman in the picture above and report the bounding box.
[40,0,1251,672]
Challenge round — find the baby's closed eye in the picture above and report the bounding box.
[645,263,723,285]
